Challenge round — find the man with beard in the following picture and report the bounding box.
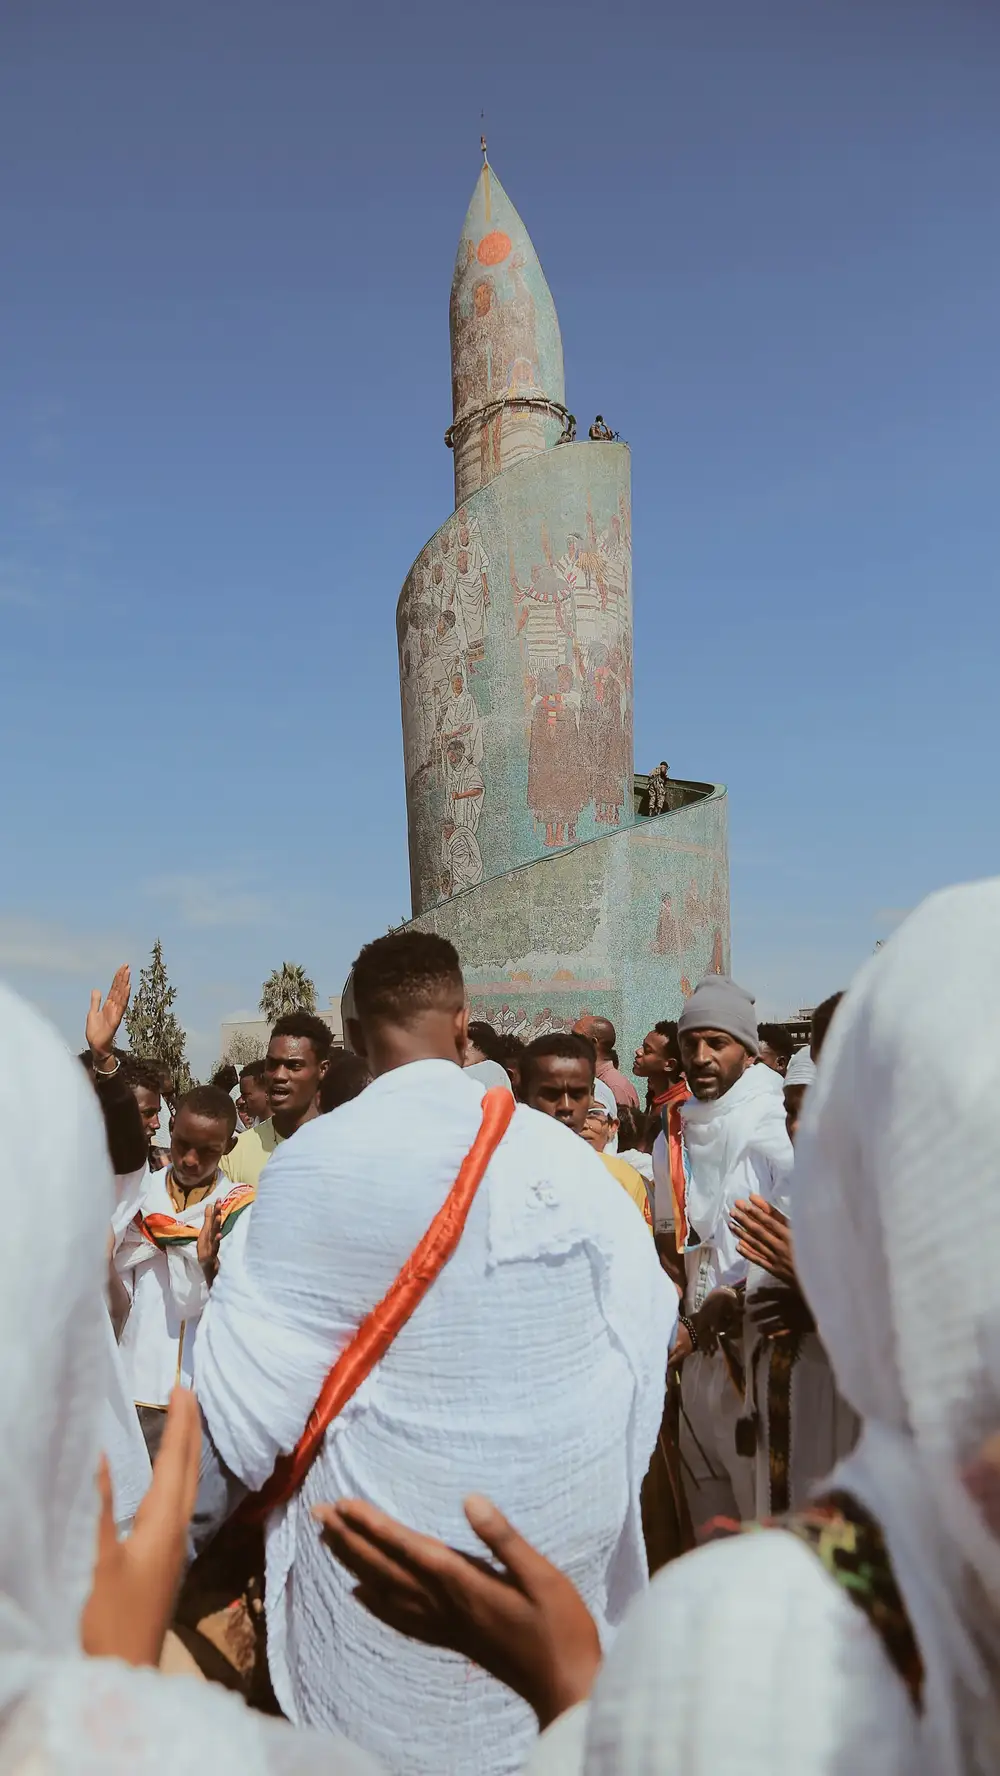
[654,976,792,1531]
[221,1012,332,1190]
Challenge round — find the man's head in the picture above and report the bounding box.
[633,1021,682,1087]
[658,761,669,776]
[581,1096,619,1153]
[266,1012,333,1119]
[169,1085,238,1191]
[238,1058,269,1123]
[756,1024,794,1077]
[318,1050,371,1114]
[520,1033,596,1133]
[677,976,758,1102]
[210,1062,239,1094]
[494,1032,525,1095]
[572,1015,616,1061]
[810,991,845,1061]
[347,931,467,1076]
[465,1020,502,1067]
[451,673,464,697]
[121,1057,165,1149]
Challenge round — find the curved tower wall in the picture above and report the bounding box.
[448,163,566,507]
[398,441,633,918]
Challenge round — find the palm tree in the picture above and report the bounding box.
[259,962,318,1022]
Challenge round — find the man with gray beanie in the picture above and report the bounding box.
[653,975,793,1530]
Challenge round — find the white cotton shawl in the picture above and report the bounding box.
[529,878,1000,1776]
[196,1059,673,1776]
[679,1061,790,1245]
[0,981,381,1776]
[792,879,1000,1776]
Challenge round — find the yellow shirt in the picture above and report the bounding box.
[601,1153,653,1229]
[221,1118,284,1189]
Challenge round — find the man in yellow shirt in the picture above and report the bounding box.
[519,1033,652,1227]
[222,1011,332,1188]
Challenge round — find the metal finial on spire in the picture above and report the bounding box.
[480,132,488,164]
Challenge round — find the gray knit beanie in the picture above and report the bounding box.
[677,976,759,1055]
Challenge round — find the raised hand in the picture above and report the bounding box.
[730,1194,797,1288]
[315,1493,601,1729]
[691,1285,742,1355]
[197,1200,223,1283]
[82,1385,201,1666]
[86,964,131,1066]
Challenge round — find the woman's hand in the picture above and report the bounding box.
[82,1386,200,1666]
[315,1493,602,1729]
[730,1195,797,1288]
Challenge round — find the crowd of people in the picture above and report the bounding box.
[5,883,1000,1774]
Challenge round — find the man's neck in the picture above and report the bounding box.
[271,1102,320,1141]
[166,1169,217,1213]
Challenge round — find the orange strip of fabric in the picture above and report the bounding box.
[247,1086,516,1519]
[663,1083,689,1250]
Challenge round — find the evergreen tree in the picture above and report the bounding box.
[126,939,192,1092]
[259,961,318,1022]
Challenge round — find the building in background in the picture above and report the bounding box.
[394,152,730,1062]
[220,995,344,1063]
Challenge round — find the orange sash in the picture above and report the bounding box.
[245,1086,516,1520]
[657,1081,690,1250]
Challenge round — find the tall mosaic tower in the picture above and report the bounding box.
[396,154,731,1057]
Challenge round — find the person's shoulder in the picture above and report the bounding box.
[601,1152,642,1185]
[596,1529,917,1767]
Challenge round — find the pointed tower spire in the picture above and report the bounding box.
[446,160,567,504]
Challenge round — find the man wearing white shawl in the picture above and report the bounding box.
[196,930,672,1776]
[653,976,792,1529]
[0,978,381,1776]
[321,877,1000,1774]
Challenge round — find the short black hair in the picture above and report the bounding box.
[616,1105,641,1151]
[493,1032,525,1061]
[653,1020,682,1068]
[270,1011,334,1062]
[175,1084,237,1135]
[211,1062,240,1092]
[467,1019,503,1061]
[810,992,845,1060]
[120,1055,167,1096]
[757,1023,794,1062]
[318,1051,372,1114]
[239,1058,266,1083]
[351,931,464,1026]
[520,1032,596,1096]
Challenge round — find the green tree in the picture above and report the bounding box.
[222,1028,267,1068]
[259,961,318,1023]
[126,939,192,1093]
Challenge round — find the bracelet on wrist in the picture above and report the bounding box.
[678,1312,699,1352]
[93,1054,121,1079]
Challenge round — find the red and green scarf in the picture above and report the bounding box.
[137,1181,255,1250]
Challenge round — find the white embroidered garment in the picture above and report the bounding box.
[196,1059,674,1776]
[526,877,1000,1774]
[653,1061,792,1309]
[0,981,381,1776]
[115,1167,234,1406]
[100,1308,151,1530]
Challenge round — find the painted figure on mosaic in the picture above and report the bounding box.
[581,641,629,825]
[439,671,484,772]
[447,506,490,665]
[440,822,483,897]
[527,664,587,848]
[444,737,484,835]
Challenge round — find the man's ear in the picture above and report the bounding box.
[455,1003,471,1064]
[317,1056,330,1080]
[224,1131,238,1156]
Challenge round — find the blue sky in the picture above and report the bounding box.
[2,0,998,1071]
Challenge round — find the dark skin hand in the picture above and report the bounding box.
[751,1285,815,1340]
[730,1195,797,1288]
[315,1494,602,1730]
[691,1285,742,1355]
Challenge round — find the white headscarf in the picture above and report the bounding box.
[792,879,1000,1775]
[0,981,379,1775]
[783,1046,816,1088]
